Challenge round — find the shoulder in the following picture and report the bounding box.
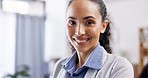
[53,58,67,70]
[102,49,133,69]
[97,53,134,78]
[111,55,133,68]
[101,47,134,75]
[49,58,67,78]
[102,53,133,72]
[109,55,134,78]
[56,58,67,65]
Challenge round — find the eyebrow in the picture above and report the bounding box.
[67,16,96,20]
[83,16,96,20]
[68,16,76,19]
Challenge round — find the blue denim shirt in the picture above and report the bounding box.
[62,44,103,78]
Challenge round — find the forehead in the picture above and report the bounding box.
[67,0,101,18]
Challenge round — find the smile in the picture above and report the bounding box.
[73,38,90,45]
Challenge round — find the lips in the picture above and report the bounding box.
[73,37,90,45]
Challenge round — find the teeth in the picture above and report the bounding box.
[75,39,87,43]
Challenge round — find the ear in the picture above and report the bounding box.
[100,20,109,33]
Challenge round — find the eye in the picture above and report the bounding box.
[68,20,76,26]
[86,20,94,26]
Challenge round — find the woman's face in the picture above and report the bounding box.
[66,0,107,53]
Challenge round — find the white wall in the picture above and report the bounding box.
[44,0,70,62]
[105,0,148,64]
[0,12,16,77]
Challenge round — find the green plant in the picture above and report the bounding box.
[4,65,30,78]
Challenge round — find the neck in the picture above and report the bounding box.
[76,52,91,68]
[76,43,99,68]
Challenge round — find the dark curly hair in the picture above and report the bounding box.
[67,0,112,54]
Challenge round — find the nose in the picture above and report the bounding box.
[75,24,85,36]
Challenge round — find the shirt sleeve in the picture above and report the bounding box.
[110,57,134,78]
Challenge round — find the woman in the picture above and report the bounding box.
[50,0,134,78]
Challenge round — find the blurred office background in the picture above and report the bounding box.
[0,0,147,78]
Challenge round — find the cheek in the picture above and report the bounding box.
[88,27,101,38]
[66,26,75,38]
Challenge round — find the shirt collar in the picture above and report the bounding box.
[62,44,103,70]
[84,44,103,69]
[62,52,78,71]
